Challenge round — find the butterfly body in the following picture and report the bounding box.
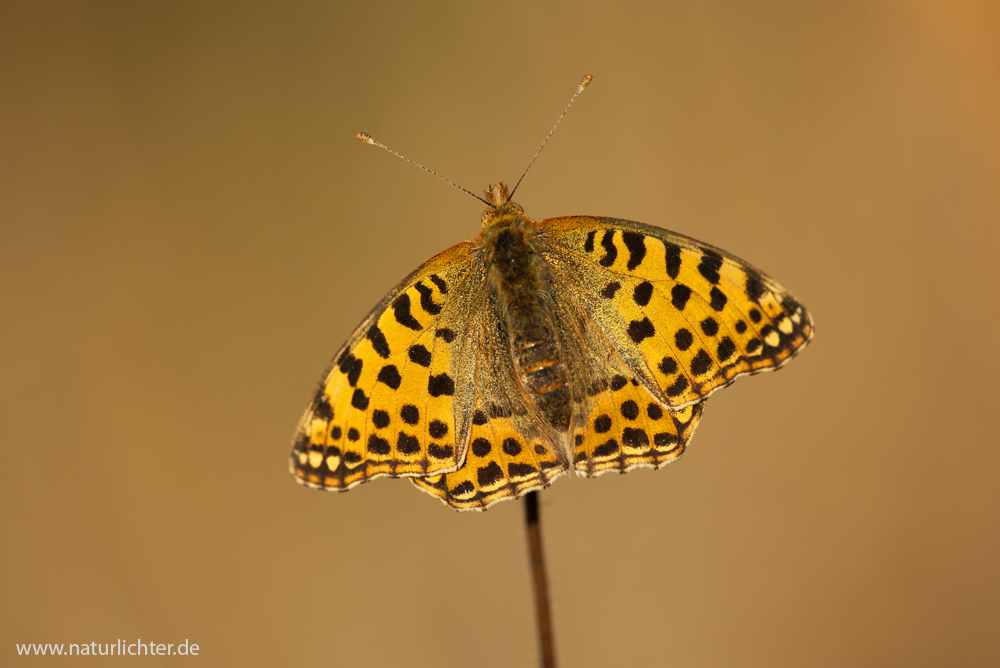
[483,183,573,433]
[291,181,813,510]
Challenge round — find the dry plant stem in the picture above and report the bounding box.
[525,491,556,668]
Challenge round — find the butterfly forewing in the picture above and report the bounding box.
[541,216,814,409]
[290,241,485,491]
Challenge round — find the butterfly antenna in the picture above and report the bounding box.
[508,74,593,202]
[356,132,489,205]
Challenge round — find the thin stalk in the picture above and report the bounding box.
[525,491,556,668]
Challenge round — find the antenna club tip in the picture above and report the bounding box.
[578,74,593,92]
[356,132,375,144]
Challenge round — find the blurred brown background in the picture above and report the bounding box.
[2,1,998,666]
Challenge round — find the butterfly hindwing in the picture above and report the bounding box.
[290,241,486,491]
[411,409,567,510]
[547,290,706,476]
[540,216,814,409]
[573,380,704,477]
[412,296,569,510]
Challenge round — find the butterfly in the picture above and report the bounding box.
[290,180,813,510]
[290,77,813,511]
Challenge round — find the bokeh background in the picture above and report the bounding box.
[3,2,998,666]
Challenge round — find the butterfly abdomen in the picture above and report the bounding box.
[485,217,572,431]
[511,325,572,430]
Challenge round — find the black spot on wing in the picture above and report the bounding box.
[620,400,639,420]
[392,294,422,331]
[337,351,355,374]
[690,349,713,376]
[594,415,612,433]
[700,318,719,336]
[376,365,402,390]
[408,344,432,367]
[428,373,455,397]
[675,329,693,351]
[313,393,333,420]
[435,328,455,343]
[622,231,646,270]
[622,427,649,448]
[671,284,692,311]
[502,438,522,456]
[430,273,448,294]
[718,337,736,361]
[414,282,442,316]
[428,420,448,438]
[746,274,765,303]
[346,357,363,387]
[584,229,597,253]
[371,409,390,429]
[428,443,453,459]
[610,375,628,391]
[666,375,689,397]
[760,324,778,348]
[509,462,536,477]
[782,296,802,313]
[397,432,421,455]
[451,480,474,495]
[698,249,723,284]
[653,432,678,448]
[471,438,493,457]
[400,404,419,425]
[477,462,504,486]
[658,357,677,374]
[628,318,655,343]
[601,281,621,299]
[593,439,619,457]
[351,389,369,410]
[367,325,391,359]
[599,230,618,267]
[633,281,653,306]
[367,434,390,455]
[664,242,682,279]
[710,287,728,312]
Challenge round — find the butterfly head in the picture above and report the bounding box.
[482,181,526,228]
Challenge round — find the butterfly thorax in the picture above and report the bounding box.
[481,182,572,432]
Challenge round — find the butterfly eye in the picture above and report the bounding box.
[510,202,524,214]
[481,209,493,224]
